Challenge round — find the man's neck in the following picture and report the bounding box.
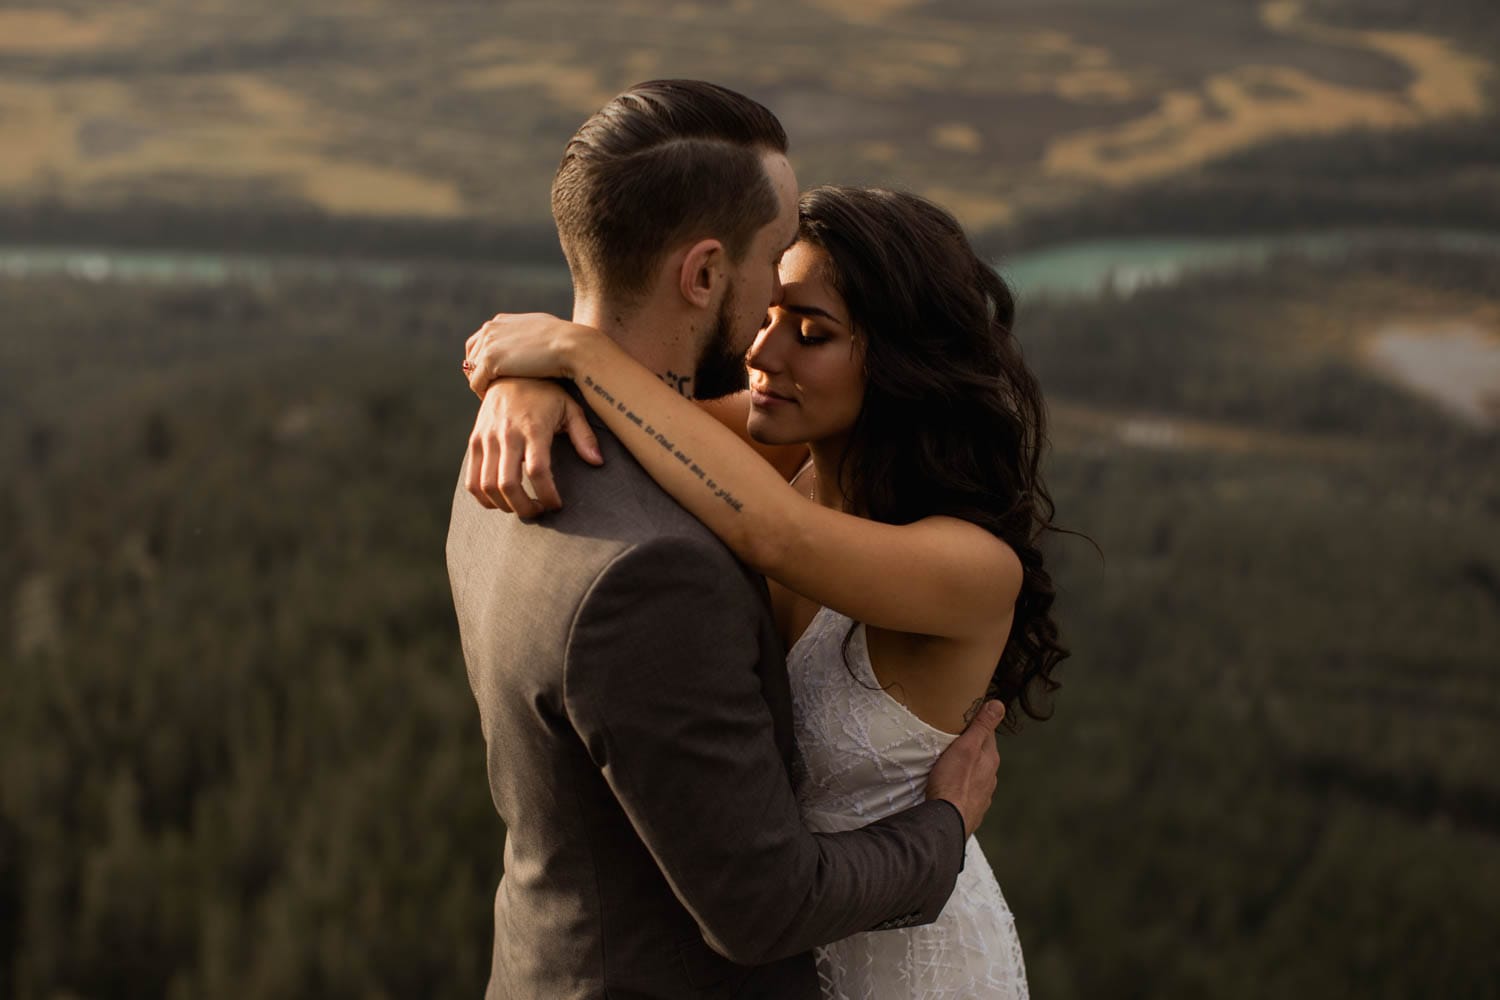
[573,296,702,399]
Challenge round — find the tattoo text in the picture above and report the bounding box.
[581,374,743,512]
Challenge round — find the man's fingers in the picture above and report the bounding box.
[524,447,562,511]
[563,402,604,466]
[466,435,494,508]
[970,699,1005,733]
[461,356,590,518]
[497,432,542,518]
[478,432,512,512]
[951,699,1004,785]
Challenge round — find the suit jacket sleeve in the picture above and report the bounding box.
[562,535,965,966]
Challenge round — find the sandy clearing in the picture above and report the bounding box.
[296,161,464,216]
[806,0,931,25]
[1263,0,1489,115]
[1014,29,1145,103]
[851,23,1148,103]
[0,80,132,185]
[222,75,313,124]
[1050,401,1369,457]
[0,0,1489,224]
[0,75,463,215]
[1047,69,1143,103]
[1362,320,1500,428]
[1043,0,1492,185]
[1046,65,1412,183]
[461,62,613,115]
[0,9,147,54]
[920,186,1013,228]
[828,37,979,93]
[932,123,982,154]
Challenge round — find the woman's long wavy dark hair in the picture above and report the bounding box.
[798,186,1067,727]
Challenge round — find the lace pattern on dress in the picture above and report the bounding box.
[788,607,1029,1000]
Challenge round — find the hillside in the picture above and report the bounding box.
[2,249,1496,997]
[0,0,1496,246]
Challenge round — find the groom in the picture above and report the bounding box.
[447,80,1005,999]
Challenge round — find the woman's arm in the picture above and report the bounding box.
[467,314,1022,640]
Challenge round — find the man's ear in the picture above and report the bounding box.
[678,238,726,309]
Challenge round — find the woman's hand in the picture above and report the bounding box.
[466,377,603,516]
[464,312,595,397]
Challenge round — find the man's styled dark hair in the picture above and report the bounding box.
[551,80,789,305]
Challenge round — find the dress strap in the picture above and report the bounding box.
[789,455,816,491]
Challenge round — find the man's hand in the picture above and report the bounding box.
[925,700,1005,838]
[466,378,603,516]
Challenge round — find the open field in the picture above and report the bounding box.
[2,248,1496,997]
[0,0,1494,237]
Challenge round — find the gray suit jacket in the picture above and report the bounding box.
[446,405,964,999]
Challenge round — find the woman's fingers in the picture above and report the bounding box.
[465,314,507,358]
[469,364,492,399]
[467,322,501,397]
[463,311,577,385]
[464,318,507,393]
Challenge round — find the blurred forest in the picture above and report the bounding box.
[3,0,1500,996]
[3,247,1496,998]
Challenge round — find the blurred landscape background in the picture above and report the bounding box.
[2,0,1497,996]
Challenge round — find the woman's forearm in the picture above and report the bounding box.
[562,331,809,573]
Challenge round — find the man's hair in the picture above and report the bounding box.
[551,80,789,305]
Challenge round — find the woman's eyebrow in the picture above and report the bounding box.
[782,302,846,327]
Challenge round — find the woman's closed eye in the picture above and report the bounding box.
[760,309,830,344]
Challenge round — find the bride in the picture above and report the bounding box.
[463,186,1065,999]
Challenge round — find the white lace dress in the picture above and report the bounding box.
[789,606,1029,1000]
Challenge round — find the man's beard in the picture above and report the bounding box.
[693,282,750,400]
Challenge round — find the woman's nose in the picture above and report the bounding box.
[746,322,782,373]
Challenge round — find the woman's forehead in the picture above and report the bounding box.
[780,242,849,325]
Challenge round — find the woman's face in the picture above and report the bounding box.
[745,241,866,446]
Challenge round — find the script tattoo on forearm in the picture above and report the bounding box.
[582,374,744,513]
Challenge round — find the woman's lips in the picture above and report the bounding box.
[750,388,796,407]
